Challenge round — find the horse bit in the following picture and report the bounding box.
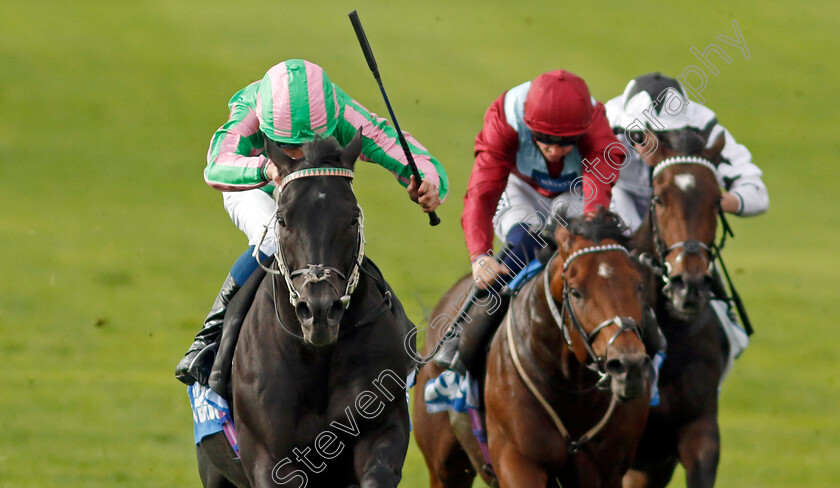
[254,167,366,309]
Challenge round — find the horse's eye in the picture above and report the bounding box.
[569,288,582,299]
[652,195,663,205]
[276,214,287,229]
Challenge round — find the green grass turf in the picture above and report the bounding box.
[1,0,838,486]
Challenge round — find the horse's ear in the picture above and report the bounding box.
[263,134,295,174]
[554,222,574,257]
[639,131,668,167]
[340,127,363,170]
[701,132,726,167]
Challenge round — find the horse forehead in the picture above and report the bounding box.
[598,262,613,279]
[674,173,696,192]
[566,245,632,280]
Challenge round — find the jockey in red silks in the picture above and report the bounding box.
[176,59,448,386]
[436,69,626,374]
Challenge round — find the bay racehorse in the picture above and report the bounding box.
[197,132,413,487]
[414,211,652,487]
[624,131,731,488]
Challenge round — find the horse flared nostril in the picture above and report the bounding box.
[327,300,344,323]
[605,358,626,377]
[295,301,314,323]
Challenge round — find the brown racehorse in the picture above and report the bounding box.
[414,211,652,488]
[623,131,731,488]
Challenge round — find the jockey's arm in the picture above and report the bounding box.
[332,85,449,208]
[712,125,769,216]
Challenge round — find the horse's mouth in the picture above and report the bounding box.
[606,354,651,402]
[613,379,647,402]
[302,324,341,347]
[665,299,707,321]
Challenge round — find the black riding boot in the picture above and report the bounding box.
[175,274,240,385]
[433,287,510,378]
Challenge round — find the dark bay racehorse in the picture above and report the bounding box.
[414,212,652,488]
[624,131,731,488]
[197,132,412,488]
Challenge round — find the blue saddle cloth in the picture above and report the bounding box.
[424,261,544,414]
[424,370,480,414]
[188,383,237,453]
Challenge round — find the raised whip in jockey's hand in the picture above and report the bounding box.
[176,59,448,386]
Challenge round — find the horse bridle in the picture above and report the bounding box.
[643,156,720,290]
[256,167,365,309]
[505,243,642,453]
[542,244,642,381]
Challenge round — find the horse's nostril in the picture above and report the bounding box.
[327,300,344,322]
[606,358,625,376]
[295,302,313,322]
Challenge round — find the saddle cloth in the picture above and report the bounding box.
[188,383,238,454]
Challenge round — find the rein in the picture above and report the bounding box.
[505,245,639,454]
[506,311,618,455]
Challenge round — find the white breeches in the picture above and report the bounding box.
[492,176,584,243]
[222,189,277,256]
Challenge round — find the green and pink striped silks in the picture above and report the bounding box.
[204,59,448,201]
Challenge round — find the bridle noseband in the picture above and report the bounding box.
[543,244,642,381]
[256,167,365,309]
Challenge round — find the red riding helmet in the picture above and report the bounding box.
[523,70,593,137]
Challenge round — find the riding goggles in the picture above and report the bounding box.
[626,131,647,146]
[532,131,580,147]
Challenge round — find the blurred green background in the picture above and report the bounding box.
[1,0,838,486]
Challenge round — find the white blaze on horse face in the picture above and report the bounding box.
[674,174,696,192]
[598,263,613,279]
[316,192,327,200]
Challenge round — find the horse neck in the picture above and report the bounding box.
[631,213,656,256]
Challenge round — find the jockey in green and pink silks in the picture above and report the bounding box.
[204,59,447,195]
[177,59,449,386]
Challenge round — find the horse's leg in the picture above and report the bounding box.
[492,443,547,488]
[623,463,678,488]
[413,365,477,488]
[196,433,249,488]
[351,407,410,487]
[677,416,720,488]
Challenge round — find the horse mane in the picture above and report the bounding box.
[658,129,706,156]
[567,210,630,248]
[535,210,629,264]
[300,136,345,169]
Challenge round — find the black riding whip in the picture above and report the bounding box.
[348,10,441,226]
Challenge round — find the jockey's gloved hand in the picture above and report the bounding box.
[183,343,217,386]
